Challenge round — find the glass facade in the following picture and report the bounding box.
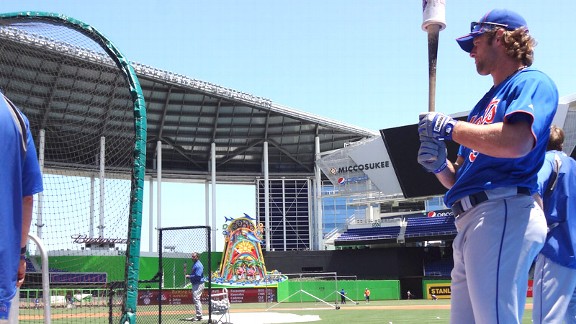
[321,184,367,239]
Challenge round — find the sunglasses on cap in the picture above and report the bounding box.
[470,21,509,33]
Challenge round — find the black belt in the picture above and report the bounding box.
[451,187,531,217]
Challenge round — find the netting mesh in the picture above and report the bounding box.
[151,227,212,323]
[0,13,143,323]
[261,273,364,314]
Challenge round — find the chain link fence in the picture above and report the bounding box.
[136,226,212,323]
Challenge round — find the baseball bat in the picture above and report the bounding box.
[422,0,446,113]
[427,24,440,112]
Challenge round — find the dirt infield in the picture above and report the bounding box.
[19,302,534,322]
[20,304,450,321]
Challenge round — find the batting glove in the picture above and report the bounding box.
[417,137,447,173]
[418,112,457,141]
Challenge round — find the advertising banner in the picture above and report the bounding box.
[422,279,535,299]
[137,288,277,306]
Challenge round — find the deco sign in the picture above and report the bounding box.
[330,161,390,175]
[337,175,369,185]
[71,234,128,245]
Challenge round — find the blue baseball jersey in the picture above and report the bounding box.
[189,260,204,284]
[0,92,43,303]
[444,68,558,207]
[537,151,576,268]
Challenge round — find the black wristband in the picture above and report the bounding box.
[20,246,26,255]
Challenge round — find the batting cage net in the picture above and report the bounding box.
[0,12,146,323]
[144,226,212,324]
[267,272,359,310]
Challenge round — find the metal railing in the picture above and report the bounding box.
[27,233,51,324]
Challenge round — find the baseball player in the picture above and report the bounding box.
[532,126,576,324]
[0,91,43,323]
[417,9,558,323]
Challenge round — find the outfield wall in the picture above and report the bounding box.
[31,249,451,301]
[28,252,223,289]
[36,248,441,283]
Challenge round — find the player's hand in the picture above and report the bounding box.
[418,112,457,140]
[417,137,447,173]
[17,258,26,287]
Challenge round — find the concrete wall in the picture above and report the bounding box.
[263,247,426,280]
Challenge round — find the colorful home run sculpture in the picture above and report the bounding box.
[212,214,285,286]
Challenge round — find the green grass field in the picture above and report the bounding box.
[235,299,534,324]
[19,298,536,323]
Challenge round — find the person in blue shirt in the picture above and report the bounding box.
[533,125,576,323]
[339,288,346,304]
[0,91,43,322]
[185,252,204,321]
[417,9,558,323]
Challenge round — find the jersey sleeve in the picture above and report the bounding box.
[21,118,43,197]
[536,152,555,196]
[504,74,558,147]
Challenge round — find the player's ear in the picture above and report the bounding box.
[495,29,506,44]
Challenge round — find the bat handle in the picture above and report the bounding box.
[427,24,440,113]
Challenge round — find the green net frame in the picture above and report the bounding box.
[0,11,146,324]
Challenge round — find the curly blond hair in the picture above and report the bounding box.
[485,27,536,66]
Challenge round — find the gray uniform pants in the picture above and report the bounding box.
[192,283,205,317]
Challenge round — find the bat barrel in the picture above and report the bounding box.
[427,25,440,112]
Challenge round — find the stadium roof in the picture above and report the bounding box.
[133,62,378,181]
[0,21,378,183]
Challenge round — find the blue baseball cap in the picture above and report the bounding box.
[456,9,528,53]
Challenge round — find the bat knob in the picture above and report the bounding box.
[422,0,446,31]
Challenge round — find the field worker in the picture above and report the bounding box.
[364,288,370,303]
[0,90,43,323]
[532,126,576,323]
[417,8,558,323]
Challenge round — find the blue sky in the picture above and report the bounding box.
[4,1,575,251]
[4,1,574,130]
